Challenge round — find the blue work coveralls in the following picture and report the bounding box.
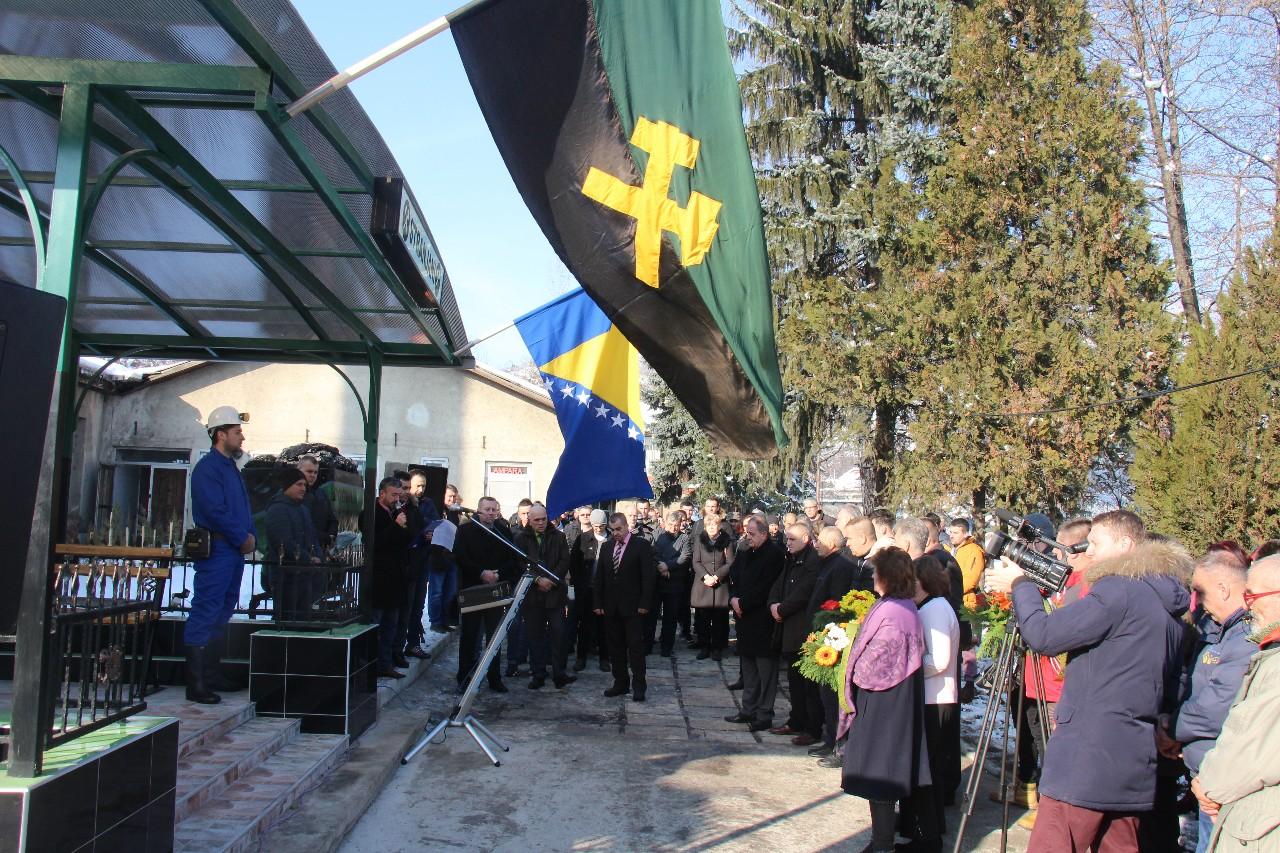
[185,449,255,647]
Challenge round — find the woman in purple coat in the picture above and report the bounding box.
[839,547,938,853]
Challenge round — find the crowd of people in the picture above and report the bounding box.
[187,421,1279,853]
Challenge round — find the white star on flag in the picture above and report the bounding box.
[594,402,610,418]
[560,384,575,398]
[543,377,556,392]
[610,413,625,429]
[576,390,590,406]
[627,426,640,441]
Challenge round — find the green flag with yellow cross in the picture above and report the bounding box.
[450,0,787,458]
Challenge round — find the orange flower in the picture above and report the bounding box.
[814,646,840,667]
[990,591,1013,611]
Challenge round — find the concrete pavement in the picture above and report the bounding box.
[332,637,1031,852]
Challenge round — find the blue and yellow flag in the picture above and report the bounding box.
[515,289,653,517]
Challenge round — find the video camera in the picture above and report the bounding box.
[983,508,1073,594]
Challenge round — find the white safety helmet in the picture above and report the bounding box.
[205,405,244,434]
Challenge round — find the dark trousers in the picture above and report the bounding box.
[567,589,607,662]
[425,554,457,628]
[1030,796,1141,853]
[370,607,400,671]
[783,651,823,737]
[820,683,841,748]
[524,604,566,679]
[925,702,961,807]
[644,580,684,654]
[396,559,429,651]
[604,609,646,689]
[506,610,529,667]
[679,575,693,638]
[694,608,730,649]
[458,605,505,685]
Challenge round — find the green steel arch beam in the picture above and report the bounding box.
[0,140,48,283]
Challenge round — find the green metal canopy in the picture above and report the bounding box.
[0,0,470,367]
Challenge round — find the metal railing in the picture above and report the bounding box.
[46,546,168,748]
[159,543,364,629]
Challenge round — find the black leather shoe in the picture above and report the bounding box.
[727,679,744,690]
[488,680,509,693]
[406,646,431,660]
[817,752,843,768]
[393,653,410,668]
[711,648,722,661]
[696,648,711,660]
[808,743,833,757]
[631,687,646,701]
[603,683,629,697]
[747,720,773,732]
[528,677,545,690]
[378,667,406,679]
[724,712,752,724]
[505,664,519,678]
[553,675,573,688]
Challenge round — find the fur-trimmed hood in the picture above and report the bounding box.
[1086,540,1192,616]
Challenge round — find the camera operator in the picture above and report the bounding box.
[986,510,1191,851]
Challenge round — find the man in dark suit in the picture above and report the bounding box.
[593,512,657,701]
[515,503,572,689]
[768,523,824,744]
[452,496,521,692]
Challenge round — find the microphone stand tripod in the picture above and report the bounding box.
[952,623,1053,853]
[402,518,562,767]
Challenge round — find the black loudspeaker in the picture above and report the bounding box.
[408,464,449,514]
[0,281,68,636]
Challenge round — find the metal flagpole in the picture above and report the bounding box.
[285,0,502,117]
[451,319,516,358]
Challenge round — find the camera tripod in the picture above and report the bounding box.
[401,520,561,767]
[952,624,1053,853]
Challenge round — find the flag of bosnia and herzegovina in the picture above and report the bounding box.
[449,0,788,459]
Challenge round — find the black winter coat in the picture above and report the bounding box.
[301,485,338,547]
[806,552,857,617]
[515,525,571,609]
[730,540,785,657]
[569,530,604,594]
[365,502,413,610]
[453,520,521,589]
[769,544,822,653]
[263,493,322,565]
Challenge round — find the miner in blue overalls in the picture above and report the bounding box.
[186,405,256,704]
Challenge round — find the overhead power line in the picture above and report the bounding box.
[987,361,1280,419]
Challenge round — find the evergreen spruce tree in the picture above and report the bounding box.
[729,0,951,496]
[886,0,1176,516]
[1132,241,1280,550]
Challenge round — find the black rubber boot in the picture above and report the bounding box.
[186,646,222,704]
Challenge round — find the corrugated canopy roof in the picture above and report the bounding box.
[0,0,470,366]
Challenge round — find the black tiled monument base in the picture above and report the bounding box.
[0,716,177,853]
[250,625,377,739]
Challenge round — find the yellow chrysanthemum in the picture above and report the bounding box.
[814,646,840,667]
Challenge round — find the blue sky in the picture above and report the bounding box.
[293,0,579,368]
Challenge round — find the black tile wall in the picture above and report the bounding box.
[249,673,286,714]
[286,636,347,677]
[150,722,178,801]
[145,789,175,853]
[285,675,345,717]
[26,761,97,852]
[250,635,287,675]
[96,736,151,833]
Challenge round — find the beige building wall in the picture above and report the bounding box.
[80,361,560,531]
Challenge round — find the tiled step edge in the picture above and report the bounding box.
[178,699,257,759]
[173,734,348,853]
[175,717,301,822]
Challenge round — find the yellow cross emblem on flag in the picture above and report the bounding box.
[581,117,723,288]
